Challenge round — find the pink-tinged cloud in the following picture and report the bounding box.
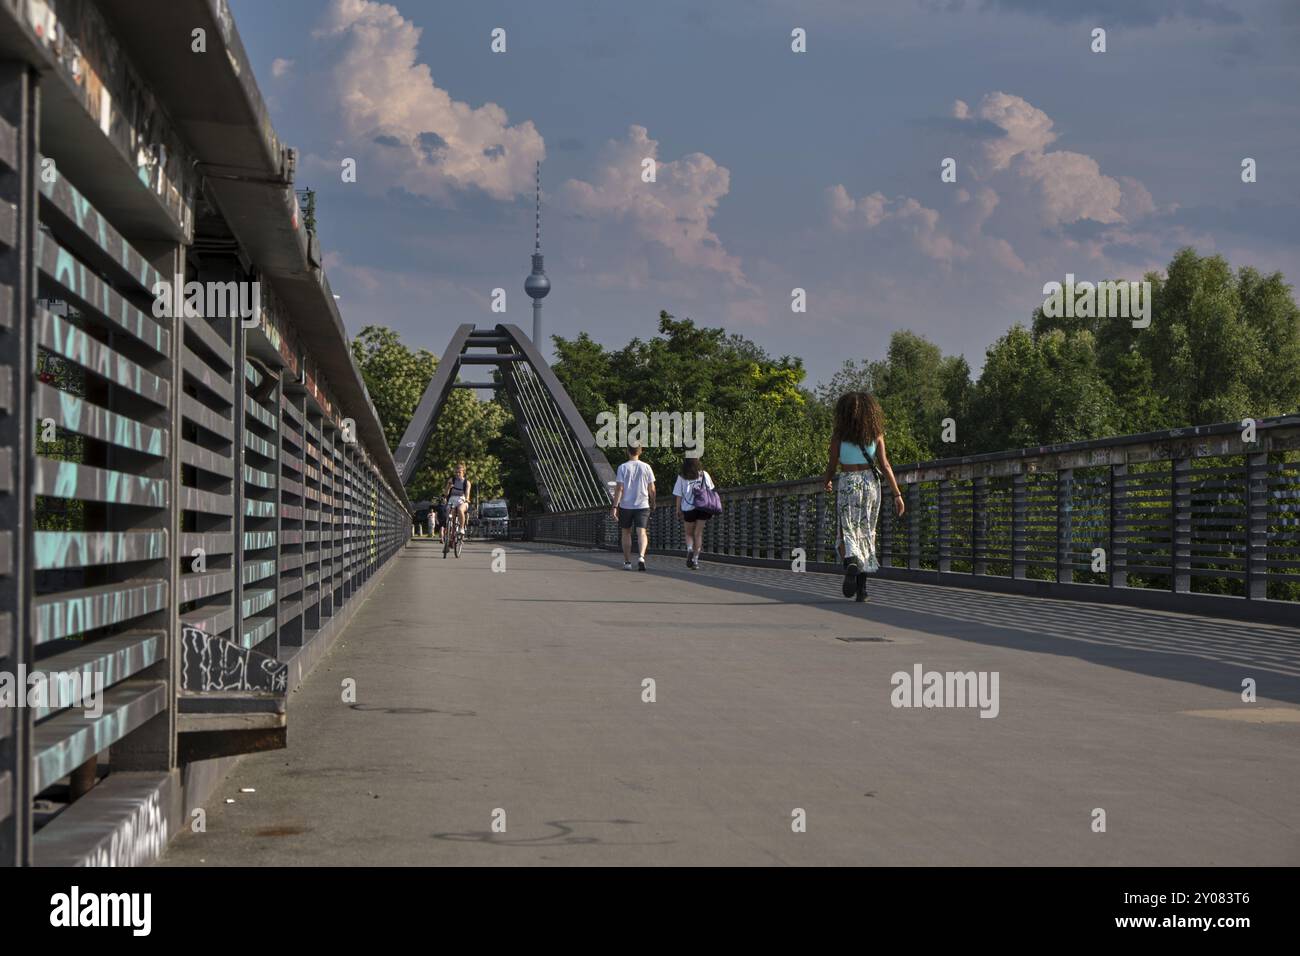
[828,92,1159,279]
[311,0,543,202]
[561,125,750,288]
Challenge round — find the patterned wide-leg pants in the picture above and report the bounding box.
[836,470,881,572]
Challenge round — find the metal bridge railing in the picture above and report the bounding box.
[0,1,410,866]
[529,417,1300,623]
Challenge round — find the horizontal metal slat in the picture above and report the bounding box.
[35,233,168,356]
[181,392,234,442]
[184,314,234,369]
[33,681,168,792]
[179,532,236,559]
[181,485,234,517]
[34,457,168,507]
[246,498,276,519]
[180,439,233,481]
[182,342,234,405]
[240,616,275,649]
[37,159,163,295]
[34,578,168,644]
[0,114,14,171]
[30,631,165,721]
[180,606,234,637]
[0,199,14,249]
[34,530,168,570]
[36,306,169,407]
[242,530,276,551]
[245,395,277,431]
[34,382,167,457]
[179,570,235,603]
[242,587,275,618]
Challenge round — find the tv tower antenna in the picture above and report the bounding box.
[524,161,551,348]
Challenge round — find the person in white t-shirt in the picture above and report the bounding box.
[612,444,656,571]
[672,457,715,570]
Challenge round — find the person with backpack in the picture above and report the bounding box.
[673,457,717,570]
[822,391,905,602]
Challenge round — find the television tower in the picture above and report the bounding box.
[524,161,550,349]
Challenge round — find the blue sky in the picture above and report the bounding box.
[230,0,1300,386]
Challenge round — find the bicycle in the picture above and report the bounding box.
[443,509,464,559]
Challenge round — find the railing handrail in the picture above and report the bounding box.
[537,414,1300,507]
[528,415,1300,626]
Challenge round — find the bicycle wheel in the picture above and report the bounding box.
[454,530,463,559]
[442,529,450,558]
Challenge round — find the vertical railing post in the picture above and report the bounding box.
[1172,457,1191,593]
[815,491,827,564]
[767,497,776,561]
[1056,468,1073,584]
[790,496,800,564]
[1011,471,1027,580]
[972,476,987,575]
[877,488,891,569]
[0,61,37,865]
[743,494,750,558]
[1245,451,1269,601]
[938,479,952,573]
[907,483,921,570]
[1110,463,1128,589]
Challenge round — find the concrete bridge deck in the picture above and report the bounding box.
[160,541,1300,866]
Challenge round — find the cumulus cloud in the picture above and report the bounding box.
[271,57,294,79]
[961,93,1125,228]
[828,92,1150,274]
[310,0,543,202]
[827,186,959,263]
[561,125,749,288]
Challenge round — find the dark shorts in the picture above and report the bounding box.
[682,509,713,523]
[617,507,650,530]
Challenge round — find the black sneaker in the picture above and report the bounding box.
[855,572,869,602]
[841,559,860,597]
[685,552,694,567]
[637,558,647,572]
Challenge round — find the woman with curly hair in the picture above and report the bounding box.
[822,392,905,601]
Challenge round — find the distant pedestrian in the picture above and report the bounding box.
[822,392,905,602]
[434,497,448,543]
[673,457,715,570]
[612,444,656,571]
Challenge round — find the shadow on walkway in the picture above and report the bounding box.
[507,543,1300,704]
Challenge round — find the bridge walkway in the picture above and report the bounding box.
[159,541,1300,866]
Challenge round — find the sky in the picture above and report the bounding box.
[229,0,1300,387]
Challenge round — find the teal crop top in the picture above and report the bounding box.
[839,440,876,465]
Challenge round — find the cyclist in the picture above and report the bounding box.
[443,464,472,542]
